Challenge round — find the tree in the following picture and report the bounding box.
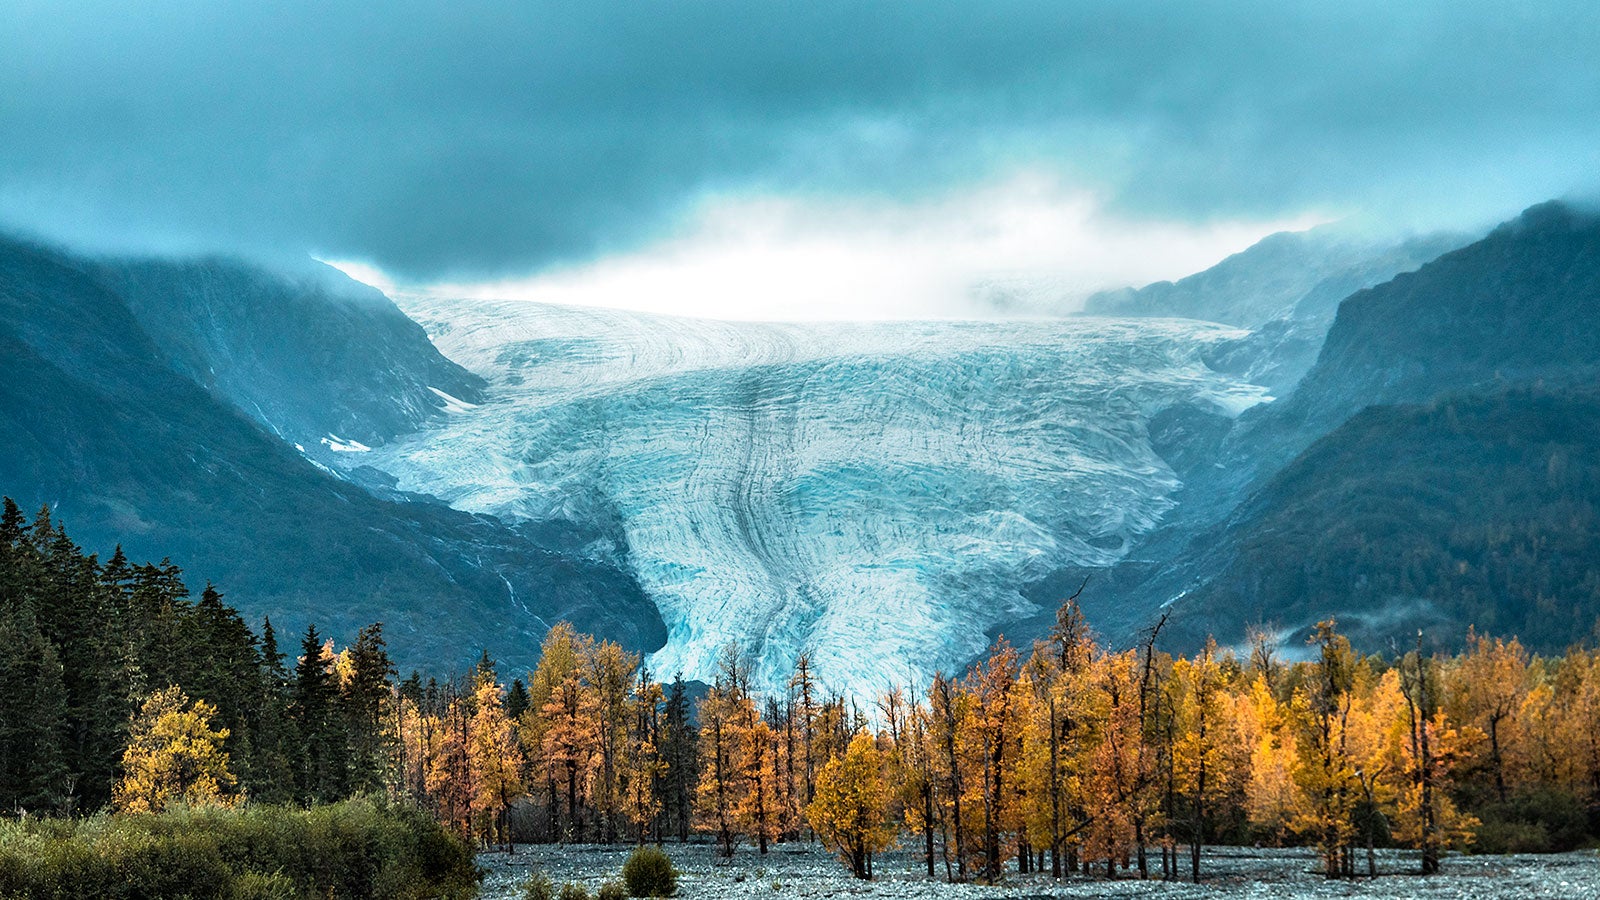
[343,623,396,795]
[470,671,526,849]
[1291,620,1362,878]
[808,731,894,879]
[1451,630,1528,803]
[965,638,1020,881]
[1394,636,1478,873]
[1170,639,1237,883]
[0,605,70,813]
[290,625,346,802]
[660,674,698,842]
[114,686,237,812]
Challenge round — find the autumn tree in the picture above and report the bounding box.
[808,731,894,879]
[1169,639,1239,882]
[1394,636,1478,873]
[927,672,969,880]
[965,638,1020,881]
[1291,620,1362,878]
[1450,629,1528,803]
[621,668,666,841]
[696,660,740,857]
[470,669,526,850]
[114,686,237,812]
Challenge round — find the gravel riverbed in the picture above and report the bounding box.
[478,842,1600,899]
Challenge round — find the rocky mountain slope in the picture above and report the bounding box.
[97,256,485,462]
[1126,202,1600,651]
[1084,227,1465,396]
[0,235,662,671]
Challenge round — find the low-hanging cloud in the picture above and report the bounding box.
[3,0,1598,287]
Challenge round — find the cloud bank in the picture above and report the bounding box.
[4,1,1598,308]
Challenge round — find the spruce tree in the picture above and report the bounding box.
[344,623,395,795]
[250,618,296,803]
[662,674,697,842]
[0,605,70,812]
[290,624,346,802]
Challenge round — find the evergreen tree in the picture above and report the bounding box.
[506,679,530,720]
[249,618,296,803]
[661,674,697,842]
[0,605,69,813]
[290,625,346,802]
[344,623,395,795]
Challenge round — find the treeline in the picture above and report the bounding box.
[448,616,1600,884]
[7,498,1600,886]
[403,609,1600,883]
[0,497,396,813]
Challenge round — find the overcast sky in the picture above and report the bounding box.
[4,1,1598,318]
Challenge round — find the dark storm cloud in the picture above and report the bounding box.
[3,0,1598,278]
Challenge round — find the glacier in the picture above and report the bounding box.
[366,298,1271,697]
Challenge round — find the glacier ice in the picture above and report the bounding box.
[367,298,1270,697]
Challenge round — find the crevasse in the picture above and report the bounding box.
[368,298,1269,697]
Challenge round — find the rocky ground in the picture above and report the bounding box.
[478,842,1600,899]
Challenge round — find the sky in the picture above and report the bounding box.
[4,1,1599,319]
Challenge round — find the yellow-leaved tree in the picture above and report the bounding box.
[808,730,894,879]
[114,686,238,813]
[471,673,526,850]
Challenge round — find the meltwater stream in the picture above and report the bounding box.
[367,298,1269,697]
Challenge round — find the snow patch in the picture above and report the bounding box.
[429,386,480,413]
[320,434,372,453]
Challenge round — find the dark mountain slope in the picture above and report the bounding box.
[96,256,484,458]
[1164,388,1600,652]
[1116,201,1600,652]
[0,236,663,671]
[1264,201,1600,445]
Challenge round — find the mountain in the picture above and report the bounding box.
[1163,388,1600,651]
[1084,228,1465,397]
[1083,226,1461,329]
[1259,202,1600,447]
[365,298,1271,696]
[0,235,662,671]
[95,256,485,462]
[1139,202,1600,651]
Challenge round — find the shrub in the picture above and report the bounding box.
[0,799,478,899]
[598,880,627,900]
[521,871,556,900]
[558,881,592,900]
[622,844,678,897]
[1473,789,1592,853]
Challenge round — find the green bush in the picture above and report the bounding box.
[598,880,627,900]
[622,844,678,897]
[521,870,556,900]
[1473,788,1592,853]
[558,882,592,900]
[0,799,478,899]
